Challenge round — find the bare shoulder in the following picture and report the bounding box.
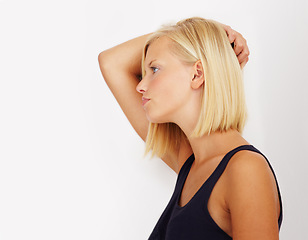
[222,150,281,239]
[224,150,278,193]
[226,150,272,175]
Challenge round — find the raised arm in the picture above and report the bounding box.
[98,33,152,142]
[98,33,184,172]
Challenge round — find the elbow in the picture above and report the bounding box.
[98,50,116,71]
[98,51,110,74]
[98,50,112,65]
[98,50,116,83]
[98,51,106,65]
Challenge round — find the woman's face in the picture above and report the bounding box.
[136,36,196,124]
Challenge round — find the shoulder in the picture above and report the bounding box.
[225,150,273,179]
[224,150,277,196]
[222,150,281,238]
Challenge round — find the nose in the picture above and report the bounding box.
[136,76,147,94]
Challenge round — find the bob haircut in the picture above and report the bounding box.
[141,17,247,160]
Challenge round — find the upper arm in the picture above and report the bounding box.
[98,51,149,142]
[225,152,280,240]
[98,51,190,173]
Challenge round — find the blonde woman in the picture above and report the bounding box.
[98,17,282,240]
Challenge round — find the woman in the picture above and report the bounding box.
[98,17,283,240]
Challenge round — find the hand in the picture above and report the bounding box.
[221,24,250,69]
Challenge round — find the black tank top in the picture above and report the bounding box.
[148,145,283,239]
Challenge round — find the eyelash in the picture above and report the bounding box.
[151,67,158,73]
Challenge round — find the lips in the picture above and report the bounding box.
[142,97,150,106]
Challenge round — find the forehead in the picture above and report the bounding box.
[145,36,174,63]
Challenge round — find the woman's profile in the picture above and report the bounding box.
[98,17,283,239]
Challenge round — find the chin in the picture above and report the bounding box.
[146,114,172,124]
[147,116,163,124]
[146,106,175,124]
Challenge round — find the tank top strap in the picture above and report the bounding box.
[175,153,195,193]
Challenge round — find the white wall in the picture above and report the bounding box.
[0,0,307,239]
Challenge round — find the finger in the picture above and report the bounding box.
[226,26,236,43]
[240,57,249,69]
[221,24,236,43]
[237,48,250,64]
[234,37,245,56]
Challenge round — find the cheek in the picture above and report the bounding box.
[151,76,177,103]
[148,76,167,99]
[152,74,189,110]
[162,73,190,103]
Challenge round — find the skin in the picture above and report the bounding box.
[136,37,280,239]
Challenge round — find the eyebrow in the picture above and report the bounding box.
[147,59,157,67]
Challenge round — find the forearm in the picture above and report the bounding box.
[98,33,153,77]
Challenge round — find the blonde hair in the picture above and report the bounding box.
[142,17,247,159]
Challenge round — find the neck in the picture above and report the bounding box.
[170,89,248,165]
[182,128,249,166]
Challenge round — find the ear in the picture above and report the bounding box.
[191,59,205,89]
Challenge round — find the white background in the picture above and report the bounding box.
[0,0,307,239]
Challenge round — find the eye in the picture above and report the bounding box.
[151,67,159,73]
